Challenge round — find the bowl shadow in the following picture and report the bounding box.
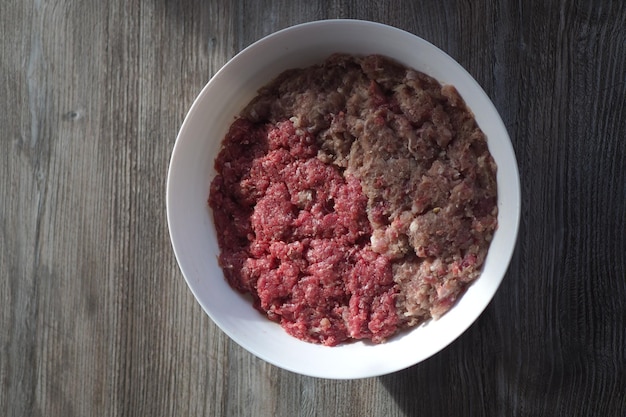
[378,308,499,416]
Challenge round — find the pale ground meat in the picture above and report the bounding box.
[209,54,497,346]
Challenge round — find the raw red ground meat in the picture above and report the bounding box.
[210,119,398,345]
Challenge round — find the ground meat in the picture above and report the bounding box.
[209,54,497,346]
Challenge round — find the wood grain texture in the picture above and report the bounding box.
[1,0,625,416]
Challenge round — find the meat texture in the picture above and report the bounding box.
[209,54,498,346]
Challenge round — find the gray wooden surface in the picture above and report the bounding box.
[2,0,625,416]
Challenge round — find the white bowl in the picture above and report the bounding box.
[167,19,520,379]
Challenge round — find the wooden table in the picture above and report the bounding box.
[2,1,625,415]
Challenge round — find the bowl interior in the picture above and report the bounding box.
[167,20,520,379]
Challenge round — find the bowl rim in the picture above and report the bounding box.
[167,18,521,379]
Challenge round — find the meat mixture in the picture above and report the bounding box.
[209,54,498,346]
